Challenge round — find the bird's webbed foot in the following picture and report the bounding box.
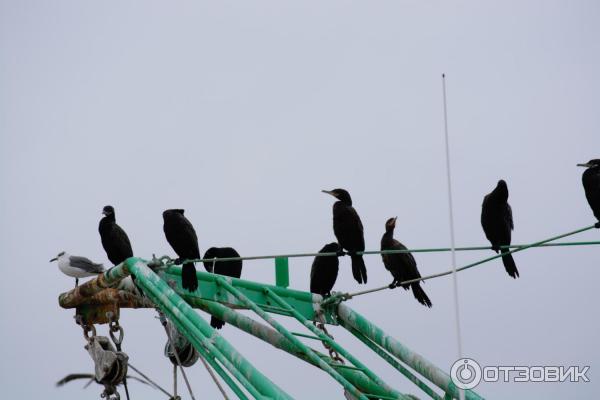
[336,249,346,257]
[595,221,600,229]
[174,257,183,265]
[388,280,398,289]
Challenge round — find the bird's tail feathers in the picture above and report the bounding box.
[181,262,199,291]
[211,316,225,330]
[411,283,432,308]
[350,255,367,284]
[500,250,519,279]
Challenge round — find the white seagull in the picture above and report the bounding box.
[50,251,105,287]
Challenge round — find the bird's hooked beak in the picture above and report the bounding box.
[49,257,58,262]
[322,190,336,198]
[102,210,108,216]
[577,162,592,168]
[393,216,398,224]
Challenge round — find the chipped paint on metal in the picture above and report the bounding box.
[337,304,483,400]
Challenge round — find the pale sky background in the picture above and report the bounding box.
[1,1,599,399]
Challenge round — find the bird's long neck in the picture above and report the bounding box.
[100,215,115,228]
[491,186,508,203]
[382,227,395,245]
[335,199,352,208]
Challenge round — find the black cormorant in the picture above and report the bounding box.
[310,242,340,297]
[481,180,519,278]
[322,188,368,284]
[163,209,201,292]
[577,159,600,225]
[99,206,134,266]
[381,217,432,308]
[202,247,243,329]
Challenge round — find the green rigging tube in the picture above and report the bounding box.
[337,304,484,400]
[264,288,409,400]
[343,323,443,400]
[186,297,402,400]
[126,258,294,400]
[213,276,373,400]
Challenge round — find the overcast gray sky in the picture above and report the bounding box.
[1,1,599,399]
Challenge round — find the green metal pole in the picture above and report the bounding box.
[132,266,264,400]
[126,258,294,400]
[343,323,443,400]
[213,275,371,400]
[264,289,409,400]
[187,297,405,400]
[337,304,483,400]
[275,257,290,288]
[161,266,336,324]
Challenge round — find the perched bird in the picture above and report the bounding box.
[310,242,340,297]
[99,206,134,266]
[381,217,432,308]
[50,251,105,287]
[203,247,243,329]
[481,180,519,278]
[163,209,202,292]
[577,159,600,225]
[322,188,368,284]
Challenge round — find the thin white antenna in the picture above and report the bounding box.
[442,73,465,400]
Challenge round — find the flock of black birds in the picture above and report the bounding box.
[95,206,241,329]
[313,159,600,307]
[60,159,600,317]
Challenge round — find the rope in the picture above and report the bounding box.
[198,353,231,400]
[168,239,600,265]
[328,223,598,302]
[159,311,229,399]
[127,363,173,399]
[173,365,177,399]
[442,73,464,400]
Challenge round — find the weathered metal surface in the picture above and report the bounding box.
[159,265,338,324]
[337,304,484,400]
[76,303,120,325]
[189,296,409,399]
[56,257,485,400]
[58,259,138,307]
[265,288,409,400]
[86,336,128,384]
[126,258,293,400]
[214,275,374,400]
[60,288,153,309]
[344,323,443,400]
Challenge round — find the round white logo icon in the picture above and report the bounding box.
[450,358,482,390]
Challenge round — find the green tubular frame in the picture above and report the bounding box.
[127,259,293,400]
[337,304,483,400]
[60,257,487,399]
